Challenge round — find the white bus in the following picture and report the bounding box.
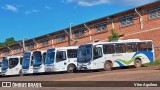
[77,39,154,71]
[45,46,78,73]
[1,56,23,76]
[22,51,33,75]
[33,50,46,74]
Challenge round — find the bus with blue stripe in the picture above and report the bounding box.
[77,39,154,71]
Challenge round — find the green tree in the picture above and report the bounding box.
[108,29,119,42]
[3,37,16,46]
[0,42,3,47]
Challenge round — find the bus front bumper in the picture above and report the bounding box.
[45,65,54,72]
[22,69,31,74]
[77,64,90,70]
[33,66,45,73]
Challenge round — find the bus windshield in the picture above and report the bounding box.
[45,49,55,64]
[22,52,31,69]
[77,44,92,63]
[2,58,8,70]
[33,51,42,67]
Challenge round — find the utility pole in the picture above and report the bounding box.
[23,37,26,51]
[69,23,73,46]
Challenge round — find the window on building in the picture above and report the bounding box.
[15,46,22,53]
[115,44,126,53]
[41,39,49,47]
[119,15,134,27]
[4,50,10,56]
[74,28,85,38]
[137,42,147,51]
[26,44,34,50]
[67,49,77,58]
[126,43,137,52]
[95,22,107,33]
[56,34,65,42]
[103,44,115,54]
[149,7,160,19]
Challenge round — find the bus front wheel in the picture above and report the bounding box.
[134,59,142,68]
[104,62,112,71]
[67,64,76,73]
[19,69,23,76]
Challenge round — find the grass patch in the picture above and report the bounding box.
[143,60,160,66]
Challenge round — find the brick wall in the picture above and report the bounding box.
[0,1,160,60]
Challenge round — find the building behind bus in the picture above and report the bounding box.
[0,1,160,60]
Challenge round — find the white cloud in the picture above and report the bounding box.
[66,0,156,6]
[32,9,39,12]
[24,9,39,15]
[45,6,52,10]
[67,0,109,6]
[110,0,156,6]
[2,4,18,12]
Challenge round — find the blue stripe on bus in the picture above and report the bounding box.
[116,51,154,67]
[115,61,125,67]
[132,51,154,62]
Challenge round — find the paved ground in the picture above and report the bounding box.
[0,66,160,90]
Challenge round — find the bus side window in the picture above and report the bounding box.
[9,58,19,69]
[43,52,46,64]
[0,62,2,67]
[138,42,147,51]
[103,44,115,54]
[93,47,102,59]
[115,44,126,53]
[67,49,77,58]
[56,51,66,62]
[147,42,153,51]
[126,43,137,52]
[20,57,23,65]
[31,56,33,66]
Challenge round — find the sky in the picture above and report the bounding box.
[0,0,156,42]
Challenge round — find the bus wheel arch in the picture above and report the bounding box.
[104,60,113,71]
[67,64,76,73]
[134,58,142,68]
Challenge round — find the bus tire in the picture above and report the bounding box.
[67,64,76,73]
[104,61,112,71]
[19,69,23,76]
[134,59,142,68]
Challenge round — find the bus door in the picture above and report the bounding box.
[9,58,19,74]
[55,50,67,71]
[93,45,103,69]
